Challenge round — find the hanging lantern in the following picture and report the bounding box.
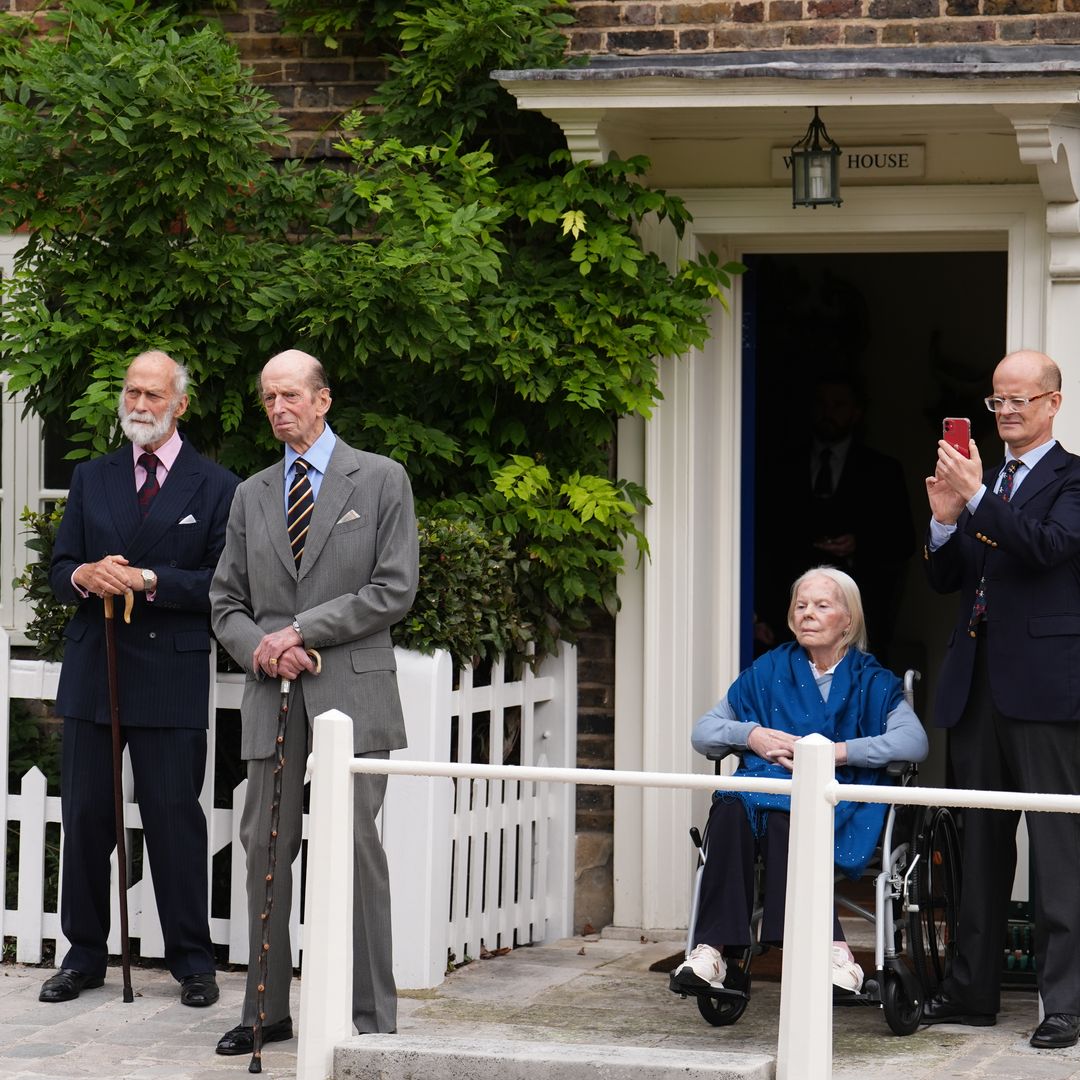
[791,107,842,209]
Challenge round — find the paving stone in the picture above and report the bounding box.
[3,942,1080,1079]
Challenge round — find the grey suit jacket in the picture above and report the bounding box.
[210,439,419,759]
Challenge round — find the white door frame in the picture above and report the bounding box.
[613,182,1050,932]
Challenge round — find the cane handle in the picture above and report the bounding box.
[103,590,134,624]
[276,649,321,694]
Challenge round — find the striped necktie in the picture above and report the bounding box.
[137,453,160,519]
[967,459,1022,637]
[287,459,314,569]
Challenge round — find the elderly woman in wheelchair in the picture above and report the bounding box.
[672,567,933,1027]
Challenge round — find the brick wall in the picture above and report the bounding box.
[573,611,616,931]
[566,0,1080,51]
[215,1,385,158]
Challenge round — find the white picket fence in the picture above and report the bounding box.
[0,630,576,989]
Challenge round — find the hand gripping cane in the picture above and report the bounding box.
[249,648,322,1075]
[103,589,136,1004]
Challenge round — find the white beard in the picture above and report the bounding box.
[119,399,176,448]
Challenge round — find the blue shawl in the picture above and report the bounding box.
[725,641,901,878]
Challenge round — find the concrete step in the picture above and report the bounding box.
[334,1034,775,1079]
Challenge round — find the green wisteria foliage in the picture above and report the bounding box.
[0,0,742,662]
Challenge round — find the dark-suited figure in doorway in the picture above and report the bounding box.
[756,374,915,665]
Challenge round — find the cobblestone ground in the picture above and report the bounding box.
[3,939,1080,1080]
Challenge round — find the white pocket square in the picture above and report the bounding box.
[178,514,197,525]
[337,509,361,525]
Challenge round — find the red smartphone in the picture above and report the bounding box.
[943,417,971,458]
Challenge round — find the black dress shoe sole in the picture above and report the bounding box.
[39,974,105,1003]
[1031,1017,1080,1049]
[179,977,220,1008]
[1031,1032,1080,1049]
[180,988,220,1007]
[215,1020,294,1056]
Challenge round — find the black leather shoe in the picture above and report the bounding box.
[39,969,105,1003]
[922,992,996,1027]
[179,972,219,1007]
[215,1017,294,1055]
[1031,1013,1080,1048]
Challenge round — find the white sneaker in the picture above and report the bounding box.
[673,943,727,989]
[831,945,864,993]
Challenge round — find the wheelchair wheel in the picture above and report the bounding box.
[908,806,961,994]
[882,970,922,1036]
[696,988,750,1026]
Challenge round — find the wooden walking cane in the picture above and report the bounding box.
[103,589,136,1004]
[250,648,322,1075]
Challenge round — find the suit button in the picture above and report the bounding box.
[170,560,177,567]
[148,632,157,639]
[969,630,977,638]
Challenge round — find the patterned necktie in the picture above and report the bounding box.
[287,458,314,569]
[137,453,160,519]
[968,460,1022,636]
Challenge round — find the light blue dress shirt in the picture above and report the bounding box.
[284,421,337,514]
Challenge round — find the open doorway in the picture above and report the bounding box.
[742,250,1008,785]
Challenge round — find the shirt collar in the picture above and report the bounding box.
[131,428,182,472]
[285,422,336,476]
[1005,437,1056,472]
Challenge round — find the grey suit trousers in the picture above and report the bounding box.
[239,690,396,1033]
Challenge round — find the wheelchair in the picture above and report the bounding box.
[669,671,962,1036]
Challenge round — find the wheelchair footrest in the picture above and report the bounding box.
[669,963,751,1000]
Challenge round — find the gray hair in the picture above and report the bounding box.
[786,565,869,653]
[124,350,189,405]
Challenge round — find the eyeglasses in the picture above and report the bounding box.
[984,392,1055,413]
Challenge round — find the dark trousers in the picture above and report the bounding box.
[59,717,214,979]
[693,796,843,948]
[944,637,1080,1014]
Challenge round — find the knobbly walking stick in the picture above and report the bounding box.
[250,648,321,1075]
[103,589,135,1004]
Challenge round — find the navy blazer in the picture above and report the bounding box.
[926,442,1080,727]
[50,439,239,728]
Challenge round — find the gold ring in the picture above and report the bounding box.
[269,658,278,666]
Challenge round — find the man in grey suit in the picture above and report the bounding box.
[210,349,418,1054]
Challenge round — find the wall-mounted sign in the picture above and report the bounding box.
[771,146,925,181]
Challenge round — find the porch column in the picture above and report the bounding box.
[613,220,741,932]
[1002,105,1080,447]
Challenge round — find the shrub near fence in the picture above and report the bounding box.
[0,631,576,989]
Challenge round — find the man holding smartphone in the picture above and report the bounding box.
[924,349,1080,1048]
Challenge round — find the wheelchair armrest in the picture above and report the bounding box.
[885,760,917,779]
[704,748,743,764]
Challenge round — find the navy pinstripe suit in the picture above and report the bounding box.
[50,438,238,980]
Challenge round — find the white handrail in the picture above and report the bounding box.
[301,717,1080,1080]
[831,781,1080,814]
[344,755,793,795]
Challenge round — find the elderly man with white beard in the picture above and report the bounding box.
[39,350,238,1007]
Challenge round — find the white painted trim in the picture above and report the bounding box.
[501,77,1080,113]
[0,233,33,639]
